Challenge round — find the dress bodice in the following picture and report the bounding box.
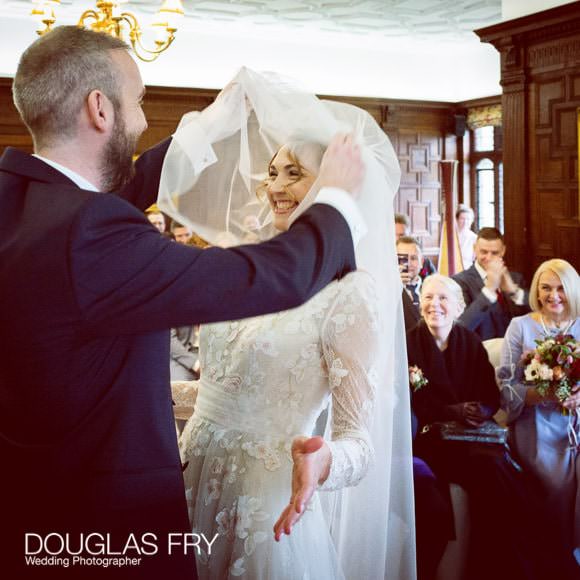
[196,276,336,438]
[182,270,379,489]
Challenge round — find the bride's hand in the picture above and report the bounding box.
[273,436,331,541]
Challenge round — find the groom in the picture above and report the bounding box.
[0,27,365,579]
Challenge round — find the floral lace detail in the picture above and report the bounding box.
[320,438,373,491]
[328,355,349,387]
[183,418,290,472]
[212,496,270,575]
[285,343,321,383]
[241,440,282,471]
[182,271,380,578]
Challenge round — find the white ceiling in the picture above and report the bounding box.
[0,1,572,101]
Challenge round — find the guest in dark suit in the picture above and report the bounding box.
[395,213,436,277]
[397,235,424,331]
[0,27,365,579]
[453,227,529,340]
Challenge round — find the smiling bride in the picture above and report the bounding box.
[158,67,415,580]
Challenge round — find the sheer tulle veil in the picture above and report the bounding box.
[158,67,416,579]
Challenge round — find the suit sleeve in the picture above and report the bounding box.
[456,277,494,333]
[69,195,355,336]
[118,139,171,210]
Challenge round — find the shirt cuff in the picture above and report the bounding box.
[482,286,498,303]
[510,288,525,305]
[314,187,368,247]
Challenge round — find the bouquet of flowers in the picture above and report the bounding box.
[409,365,428,392]
[522,334,580,403]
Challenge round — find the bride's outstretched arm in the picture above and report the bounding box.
[274,272,379,539]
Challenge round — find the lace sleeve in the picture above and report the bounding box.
[318,272,379,491]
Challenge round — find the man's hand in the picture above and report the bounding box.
[484,258,505,293]
[399,265,412,286]
[273,436,331,542]
[316,133,365,196]
[500,270,519,296]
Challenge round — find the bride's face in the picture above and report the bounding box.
[266,146,317,231]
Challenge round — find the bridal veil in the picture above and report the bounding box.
[158,67,416,580]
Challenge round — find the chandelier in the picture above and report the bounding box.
[30,0,185,62]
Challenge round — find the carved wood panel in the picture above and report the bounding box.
[478,3,580,275]
[529,69,580,266]
[393,128,446,256]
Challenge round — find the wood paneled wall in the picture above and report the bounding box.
[478,2,580,277]
[0,78,461,260]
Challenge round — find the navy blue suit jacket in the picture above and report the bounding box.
[0,143,355,578]
[453,264,530,341]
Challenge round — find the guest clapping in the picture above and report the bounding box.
[453,227,530,340]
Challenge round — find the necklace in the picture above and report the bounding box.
[540,314,574,336]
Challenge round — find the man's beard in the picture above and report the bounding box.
[100,116,139,193]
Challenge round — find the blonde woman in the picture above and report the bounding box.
[500,259,580,572]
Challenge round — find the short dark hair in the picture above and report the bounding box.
[476,227,504,244]
[170,221,190,233]
[396,235,423,252]
[394,213,410,227]
[13,26,128,149]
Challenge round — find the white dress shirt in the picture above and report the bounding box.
[33,154,99,192]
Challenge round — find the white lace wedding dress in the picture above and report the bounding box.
[180,271,379,579]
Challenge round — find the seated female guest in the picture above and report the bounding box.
[408,274,547,580]
[500,259,580,573]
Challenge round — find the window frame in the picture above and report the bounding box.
[469,125,503,230]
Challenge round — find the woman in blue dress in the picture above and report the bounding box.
[499,259,580,575]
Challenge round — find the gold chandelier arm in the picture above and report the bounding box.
[30,0,181,62]
[77,9,100,27]
[120,11,176,62]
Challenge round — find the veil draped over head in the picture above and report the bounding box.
[158,67,416,580]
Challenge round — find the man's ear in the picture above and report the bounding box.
[86,89,114,133]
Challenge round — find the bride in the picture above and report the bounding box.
[158,68,415,579]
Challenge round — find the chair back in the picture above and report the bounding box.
[482,338,503,369]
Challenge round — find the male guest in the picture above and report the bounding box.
[395,213,436,278]
[397,235,425,331]
[453,227,529,340]
[171,221,193,245]
[0,27,365,579]
[146,207,167,234]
